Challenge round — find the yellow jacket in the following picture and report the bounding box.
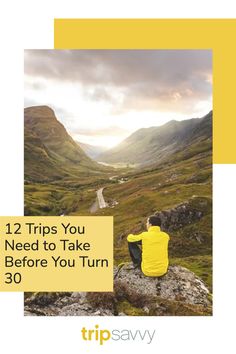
[127,226,169,277]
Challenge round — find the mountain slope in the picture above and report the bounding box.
[77,141,108,159]
[24,106,103,182]
[96,111,212,167]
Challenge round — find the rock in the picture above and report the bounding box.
[24,292,72,306]
[118,312,127,316]
[155,197,211,232]
[24,265,212,316]
[116,265,209,306]
[59,304,92,316]
[71,292,87,303]
[93,310,101,315]
[59,305,114,316]
[24,310,38,316]
[71,292,82,299]
[114,264,211,315]
[143,306,150,314]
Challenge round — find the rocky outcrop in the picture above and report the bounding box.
[153,197,212,256]
[24,265,212,316]
[154,196,211,232]
[113,264,211,315]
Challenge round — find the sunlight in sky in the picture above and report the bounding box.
[24,50,212,148]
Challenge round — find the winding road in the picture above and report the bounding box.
[90,187,107,213]
[90,176,127,213]
[96,187,107,208]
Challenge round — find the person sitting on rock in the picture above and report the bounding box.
[127,215,169,276]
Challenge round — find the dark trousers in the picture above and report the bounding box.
[128,241,142,266]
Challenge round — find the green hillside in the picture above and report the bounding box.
[77,141,108,159]
[24,106,108,183]
[96,111,212,167]
[24,106,212,291]
[93,143,212,288]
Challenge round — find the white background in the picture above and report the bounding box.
[0,1,236,353]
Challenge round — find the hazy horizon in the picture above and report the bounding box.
[24,103,212,150]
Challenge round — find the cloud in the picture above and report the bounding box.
[24,97,38,107]
[24,50,212,115]
[72,125,129,137]
[24,80,46,91]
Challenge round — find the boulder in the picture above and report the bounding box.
[24,265,212,316]
[114,264,211,315]
[155,197,211,232]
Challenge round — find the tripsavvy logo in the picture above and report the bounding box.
[81,325,156,345]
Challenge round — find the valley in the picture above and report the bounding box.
[24,106,212,290]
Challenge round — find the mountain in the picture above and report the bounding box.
[96,111,212,167]
[24,106,102,182]
[24,107,212,299]
[77,141,108,159]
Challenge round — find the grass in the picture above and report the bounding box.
[24,183,97,216]
[25,140,212,291]
[116,300,146,315]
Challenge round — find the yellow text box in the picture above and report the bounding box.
[0,216,113,292]
[54,19,236,164]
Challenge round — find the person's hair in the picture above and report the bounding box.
[148,215,162,227]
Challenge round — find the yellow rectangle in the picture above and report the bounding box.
[54,18,236,164]
[0,216,113,291]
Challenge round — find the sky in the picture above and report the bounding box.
[24,50,212,148]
